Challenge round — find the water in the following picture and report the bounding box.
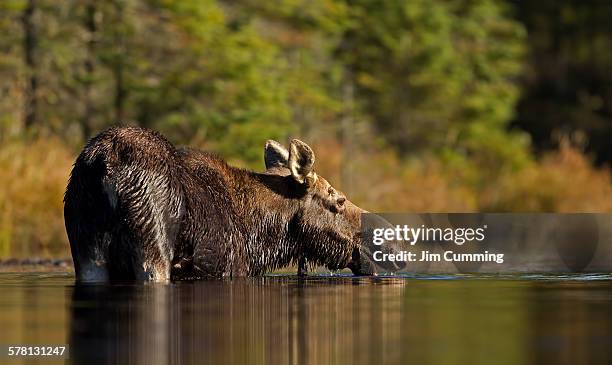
[1,273,612,365]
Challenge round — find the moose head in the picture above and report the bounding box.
[262,139,379,275]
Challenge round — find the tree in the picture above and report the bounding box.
[338,0,531,184]
[21,0,38,131]
[512,0,612,165]
[0,0,26,137]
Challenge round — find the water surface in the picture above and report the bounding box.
[1,273,612,364]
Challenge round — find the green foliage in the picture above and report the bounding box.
[341,0,530,183]
[0,0,531,170]
[514,1,612,165]
[0,0,26,136]
[127,0,297,166]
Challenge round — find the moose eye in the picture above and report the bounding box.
[327,187,334,195]
[337,197,346,206]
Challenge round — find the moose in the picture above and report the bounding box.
[64,126,383,281]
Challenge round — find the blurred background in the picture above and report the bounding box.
[0,0,611,258]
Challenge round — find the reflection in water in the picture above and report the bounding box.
[529,282,612,365]
[70,284,171,364]
[69,278,408,365]
[1,274,612,364]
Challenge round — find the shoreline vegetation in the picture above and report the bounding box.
[0,258,309,274]
[0,136,610,259]
[1,1,612,258]
[0,257,72,272]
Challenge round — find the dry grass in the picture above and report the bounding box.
[312,140,477,212]
[0,138,73,257]
[488,142,612,212]
[313,139,612,213]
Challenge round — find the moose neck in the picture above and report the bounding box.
[226,167,304,274]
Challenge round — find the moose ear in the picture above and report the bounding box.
[264,140,289,169]
[288,139,317,185]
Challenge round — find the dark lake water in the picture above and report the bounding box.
[1,273,612,365]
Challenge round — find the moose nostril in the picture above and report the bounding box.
[337,197,346,206]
